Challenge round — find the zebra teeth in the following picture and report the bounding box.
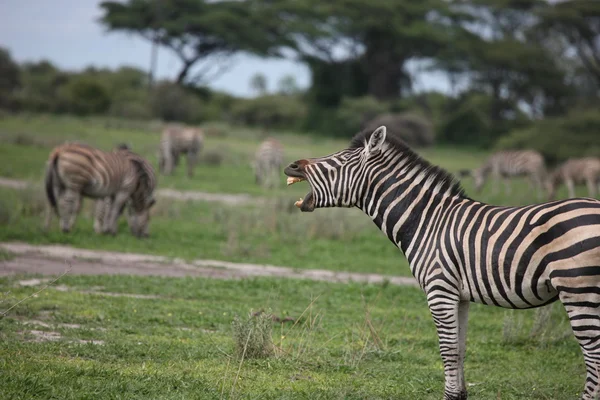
[294,198,304,208]
[287,177,305,186]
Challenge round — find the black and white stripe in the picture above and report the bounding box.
[159,124,204,178]
[45,143,156,237]
[285,126,600,400]
[460,150,547,199]
[547,157,600,199]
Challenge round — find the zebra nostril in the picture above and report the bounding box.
[289,163,299,170]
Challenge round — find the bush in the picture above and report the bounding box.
[150,81,203,123]
[363,112,435,147]
[64,77,112,115]
[335,96,389,134]
[437,92,530,148]
[496,109,600,165]
[230,95,307,130]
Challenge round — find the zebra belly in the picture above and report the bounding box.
[463,268,558,309]
[81,182,119,199]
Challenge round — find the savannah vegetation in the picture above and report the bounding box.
[1,0,599,399]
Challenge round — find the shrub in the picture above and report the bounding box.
[437,92,530,148]
[150,81,203,123]
[64,77,112,115]
[335,96,389,134]
[230,95,307,130]
[496,109,600,165]
[363,112,435,147]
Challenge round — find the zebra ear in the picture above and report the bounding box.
[366,126,387,154]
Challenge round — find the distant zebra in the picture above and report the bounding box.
[547,157,600,200]
[158,124,204,178]
[285,126,600,400]
[459,150,547,199]
[254,138,284,188]
[45,143,156,237]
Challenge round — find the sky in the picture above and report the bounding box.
[0,0,450,98]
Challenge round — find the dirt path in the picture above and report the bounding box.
[0,177,262,206]
[0,242,418,287]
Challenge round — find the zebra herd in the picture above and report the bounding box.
[460,149,600,201]
[285,126,600,400]
[41,120,599,399]
[44,124,284,237]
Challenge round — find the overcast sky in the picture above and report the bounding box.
[0,0,450,97]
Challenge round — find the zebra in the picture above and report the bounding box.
[44,143,156,237]
[158,124,204,178]
[284,125,600,400]
[459,150,547,199]
[547,157,600,200]
[254,138,284,188]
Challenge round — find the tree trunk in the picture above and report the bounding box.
[362,33,404,100]
[176,61,194,84]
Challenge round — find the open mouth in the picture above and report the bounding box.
[284,169,315,212]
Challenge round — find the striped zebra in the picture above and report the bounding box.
[460,150,547,199]
[254,138,284,188]
[285,126,600,400]
[45,143,156,237]
[547,157,600,200]
[158,124,204,178]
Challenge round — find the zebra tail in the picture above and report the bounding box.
[45,153,59,214]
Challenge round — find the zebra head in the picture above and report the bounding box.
[284,126,388,212]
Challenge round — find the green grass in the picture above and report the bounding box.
[0,186,410,276]
[0,274,583,400]
[0,113,594,203]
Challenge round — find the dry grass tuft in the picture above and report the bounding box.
[231,308,274,359]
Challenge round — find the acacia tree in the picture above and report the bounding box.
[535,0,600,90]
[99,0,293,85]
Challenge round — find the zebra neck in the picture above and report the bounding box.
[357,160,464,255]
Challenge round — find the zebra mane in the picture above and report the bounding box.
[349,127,468,199]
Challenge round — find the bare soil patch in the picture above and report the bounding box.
[0,242,418,287]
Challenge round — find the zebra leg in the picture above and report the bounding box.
[58,189,81,233]
[586,178,596,198]
[186,150,197,178]
[557,288,600,399]
[102,192,128,236]
[566,179,577,198]
[428,292,468,400]
[94,198,110,234]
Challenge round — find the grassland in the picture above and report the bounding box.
[0,113,594,399]
[0,274,583,400]
[1,113,590,203]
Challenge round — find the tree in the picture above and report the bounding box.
[435,0,571,120]
[277,74,299,95]
[99,0,293,85]
[249,73,268,96]
[535,0,600,89]
[291,0,458,100]
[0,48,21,109]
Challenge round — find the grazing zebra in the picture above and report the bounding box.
[254,138,284,188]
[158,124,204,178]
[45,143,156,237]
[547,157,600,200]
[285,126,600,400]
[459,150,547,199]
